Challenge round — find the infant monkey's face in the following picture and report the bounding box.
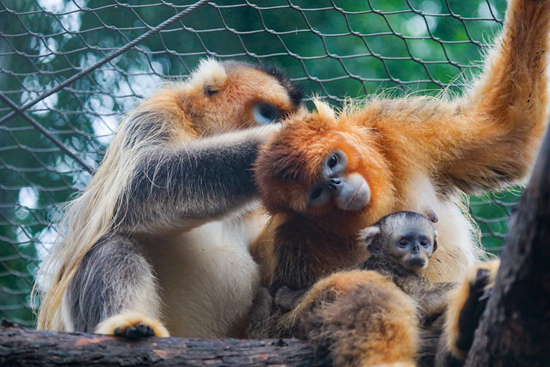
[388,225,435,272]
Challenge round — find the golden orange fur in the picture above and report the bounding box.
[297,271,419,367]
[253,0,550,286]
[443,259,500,360]
[95,310,170,338]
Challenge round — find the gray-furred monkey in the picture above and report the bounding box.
[35,59,303,338]
[360,211,456,324]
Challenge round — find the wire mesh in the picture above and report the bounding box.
[0,0,512,327]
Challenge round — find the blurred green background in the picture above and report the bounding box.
[0,0,514,327]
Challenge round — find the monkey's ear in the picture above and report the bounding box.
[432,230,438,253]
[424,207,438,223]
[361,226,381,254]
[188,58,227,96]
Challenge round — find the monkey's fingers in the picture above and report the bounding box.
[443,259,500,359]
[455,268,491,351]
[95,310,170,339]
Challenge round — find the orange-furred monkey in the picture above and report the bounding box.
[252,0,549,365]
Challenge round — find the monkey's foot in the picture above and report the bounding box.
[444,259,500,358]
[95,311,170,339]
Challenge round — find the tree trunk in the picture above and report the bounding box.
[466,124,550,366]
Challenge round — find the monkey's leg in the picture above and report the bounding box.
[63,234,167,338]
[294,271,418,367]
[435,260,500,366]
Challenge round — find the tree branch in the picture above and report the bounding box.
[0,320,325,367]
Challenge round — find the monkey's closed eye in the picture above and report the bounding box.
[253,103,281,125]
[311,187,323,200]
[204,86,219,96]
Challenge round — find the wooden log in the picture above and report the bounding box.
[0,320,326,367]
[465,124,550,366]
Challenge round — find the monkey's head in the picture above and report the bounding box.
[180,59,303,136]
[363,211,438,273]
[254,100,395,230]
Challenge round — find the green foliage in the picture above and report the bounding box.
[0,0,512,326]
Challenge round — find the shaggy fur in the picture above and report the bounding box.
[299,271,419,367]
[361,212,457,325]
[35,58,303,338]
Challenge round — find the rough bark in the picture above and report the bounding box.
[0,320,325,367]
[0,320,444,366]
[466,125,550,366]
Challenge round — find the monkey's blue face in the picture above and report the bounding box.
[389,228,434,271]
[307,149,370,212]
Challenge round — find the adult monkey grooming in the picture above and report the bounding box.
[36,59,303,338]
[253,0,550,363]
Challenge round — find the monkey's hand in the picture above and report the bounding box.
[274,285,310,313]
[95,311,169,339]
[443,259,499,359]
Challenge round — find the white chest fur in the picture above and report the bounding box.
[403,174,483,282]
[142,212,266,338]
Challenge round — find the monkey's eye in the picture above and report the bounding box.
[398,239,410,248]
[311,187,323,200]
[324,150,348,176]
[204,86,219,96]
[420,239,430,248]
[308,186,331,207]
[253,103,281,124]
[328,154,338,168]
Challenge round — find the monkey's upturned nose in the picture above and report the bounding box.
[328,178,341,190]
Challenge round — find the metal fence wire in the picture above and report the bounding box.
[0,0,518,327]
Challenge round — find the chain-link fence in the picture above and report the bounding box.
[0,0,516,328]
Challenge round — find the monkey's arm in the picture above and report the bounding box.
[274,285,310,313]
[117,125,278,233]
[380,0,550,194]
[363,259,457,322]
[441,0,549,192]
[413,282,457,325]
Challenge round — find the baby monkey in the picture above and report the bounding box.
[269,211,454,323]
[362,210,438,274]
[361,211,456,326]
